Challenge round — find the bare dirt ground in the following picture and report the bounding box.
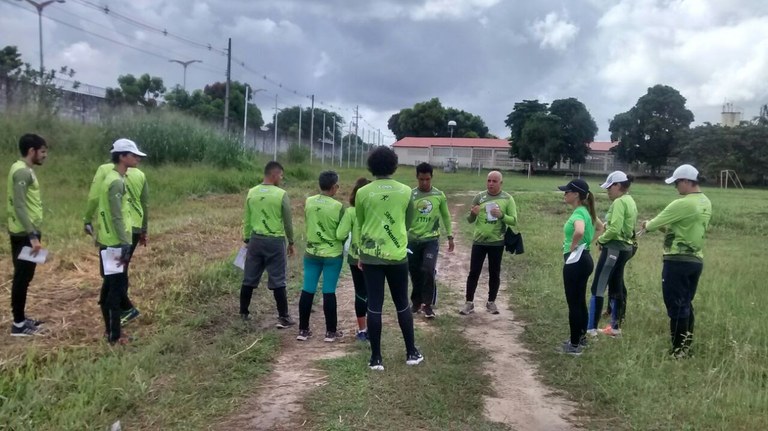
[439,201,579,431]
[214,274,358,431]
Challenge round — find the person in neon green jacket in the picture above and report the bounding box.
[459,171,517,316]
[7,134,48,337]
[84,140,149,326]
[641,164,711,357]
[296,171,345,343]
[96,139,146,345]
[355,146,422,371]
[336,177,371,341]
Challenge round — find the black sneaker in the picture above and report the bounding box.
[11,322,41,337]
[324,330,344,342]
[406,349,424,366]
[25,318,44,326]
[422,305,436,319]
[276,315,296,329]
[369,357,384,371]
[411,303,422,314]
[120,308,140,325]
[296,329,312,341]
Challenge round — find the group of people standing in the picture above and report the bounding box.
[558,164,711,357]
[6,135,149,345]
[6,133,711,364]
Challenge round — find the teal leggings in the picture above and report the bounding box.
[302,255,343,294]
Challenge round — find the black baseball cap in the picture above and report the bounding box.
[557,178,590,194]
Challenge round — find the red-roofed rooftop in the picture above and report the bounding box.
[588,141,618,152]
[393,137,510,149]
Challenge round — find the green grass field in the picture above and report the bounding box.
[1,113,766,430]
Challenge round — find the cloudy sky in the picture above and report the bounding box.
[2,0,768,141]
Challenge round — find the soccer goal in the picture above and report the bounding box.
[719,170,744,189]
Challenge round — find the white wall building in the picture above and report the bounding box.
[392,137,519,170]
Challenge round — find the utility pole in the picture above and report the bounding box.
[309,95,315,163]
[223,38,232,130]
[321,113,326,166]
[333,116,338,167]
[242,84,249,145]
[273,94,279,160]
[353,105,360,168]
[298,105,302,149]
[347,121,352,168]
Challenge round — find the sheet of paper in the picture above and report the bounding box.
[233,246,247,270]
[100,248,125,275]
[18,246,48,264]
[485,202,499,221]
[565,243,586,265]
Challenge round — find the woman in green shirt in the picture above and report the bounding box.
[557,179,596,355]
[587,171,637,337]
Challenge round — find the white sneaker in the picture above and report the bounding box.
[587,329,598,337]
[458,301,475,315]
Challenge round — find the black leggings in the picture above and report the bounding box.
[99,248,128,342]
[465,244,504,302]
[588,247,633,329]
[563,252,594,346]
[349,264,367,318]
[363,263,417,361]
[10,235,38,324]
[120,232,141,311]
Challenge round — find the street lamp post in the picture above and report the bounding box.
[168,59,202,90]
[242,86,265,146]
[448,120,457,172]
[17,0,65,77]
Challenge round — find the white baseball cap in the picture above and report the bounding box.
[110,138,147,157]
[664,164,698,184]
[600,170,629,189]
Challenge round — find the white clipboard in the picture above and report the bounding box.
[100,248,125,275]
[234,246,247,270]
[18,246,48,264]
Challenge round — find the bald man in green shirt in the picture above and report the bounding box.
[642,164,711,358]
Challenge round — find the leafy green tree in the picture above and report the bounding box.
[520,113,563,169]
[388,98,489,140]
[164,81,264,129]
[610,84,694,174]
[106,73,166,108]
[504,99,549,147]
[549,98,597,164]
[272,106,342,144]
[0,45,78,112]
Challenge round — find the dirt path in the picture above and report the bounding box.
[438,201,579,431]
[214,274,357,431]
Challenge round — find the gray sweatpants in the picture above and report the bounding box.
[243,235,287,290]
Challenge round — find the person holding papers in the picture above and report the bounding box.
[84,139,149,327]
[460,171,517,316]
[96,139,146,345]
[558,178,596,355]
[6,134,48,336]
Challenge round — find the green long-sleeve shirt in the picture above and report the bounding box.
[408,186,452,242]
[7,160,43,236]
[243,184,294,243]
[645,193,711,262]
[598,194,637,250]
[85,164,149,233]
[305,194,344,258]
[96,168,132,247]
[467,190,517,245]
[336,206,362,264]
[356,178,414,264]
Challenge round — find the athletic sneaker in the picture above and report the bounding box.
[411,303,422,314]
[422,305,436,319]
[406,349,424,366]
[369,357,385,371]
[586,329,598,337]
[10,322,41,337]
[458,301,474,315]
[109,334,133,346]
[296,329,312,341]
[275,315,296,329]
[355,330,368,342]
[486,301,500,314]
[601,325,622,337]
[324,331,344,342]
[560,341,583,356]
[25,318,43,326]
[120,308,140,325]
[240,313,251,321]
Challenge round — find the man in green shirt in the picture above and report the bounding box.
[460,171,517,316]
[84,139,149,326]
[356,146,422,370]
[642,164,712,357]
[7,134,48,336]
[96,139,146,345]
[408,163,453,318]
[241,161,296,328]
[297,171,345,342]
